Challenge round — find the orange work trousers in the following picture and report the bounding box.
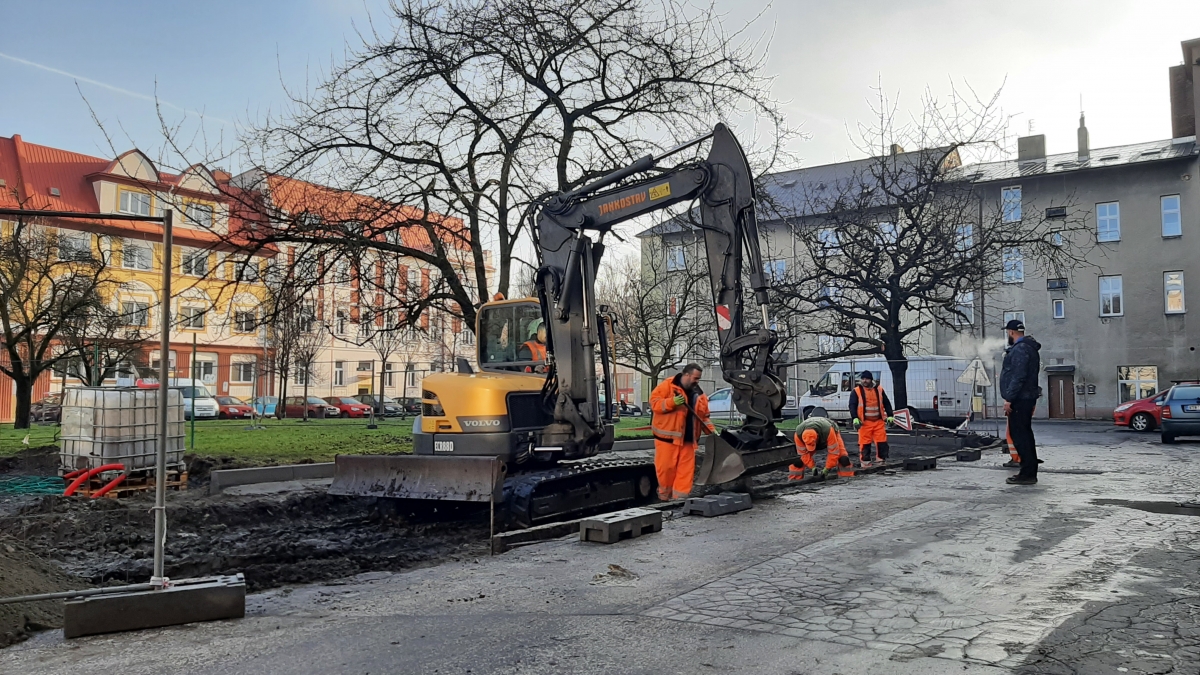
[857,418,888,447]
[788,443,853,480]
[655,440,697,500]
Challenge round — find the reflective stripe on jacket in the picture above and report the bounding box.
[849,384,893,421]
[650,374,713,446]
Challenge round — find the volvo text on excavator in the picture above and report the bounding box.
[330,124,798,527]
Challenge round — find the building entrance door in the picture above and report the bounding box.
[1048,373,1076,418]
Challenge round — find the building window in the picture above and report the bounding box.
[234,310,257,333]
[185,203,214,229]
[1099,275,1123,316]
[1162,195,1182,238]
[1117,365,1158,403]
[667,296,679,316]
[666,245,685,271]
[384,362,395,387]
[232,361,255,383]
[1097,202,1120,242]
[236,256,260,282]
[1002,247,1024,283]
[1003,311,1025,327]
[335,310,348,336]
[57,231,91,261]
[122,239,152,270]
[195,360,216,384]
[817,334,846,355]
[121,301,149,327]
[333,361,345,386]
[294,365,310,386]
[334,259,352,285]
[1001,187,1022,222]
[955,291,975,326]
[763,259,786,283]
[818,284,841,308]
[406,269,419,298]
[817,228,840,253]
[119,190,152,216]
[181,248,209,276]
[181,306,206,329]
[878,221,899,244]
[954,223,974,255]
[1164,271,1185,314]
[1052,298,1065,319]
[357,361,373,372]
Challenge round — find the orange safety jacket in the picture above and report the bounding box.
[650,374,714,446]
[850,384,893,421]
[521,340,547,361]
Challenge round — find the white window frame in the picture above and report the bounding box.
[1097,201,1120,242]
[1002,247,1024,283]
[666,245,685,272]
[333,361,345,387]
[181,306,206,330]
[817,334,846,355]
[384,362,395,387]
[1161,195,1182,238]
[181,248,209,277]
[763,260,786,283]
[233,310,257,333]
[954,291,975,326]
[817,228,840,253]
[236,256,260,282]
[118,190,152,216]
[185,202,214,229]
[1003,311,1025,327]
[878,221,899,244]
[57,230,91,261]
[195,359,217,385]
[1164,271,1185,314]
[406,269,420,298]
[954,223,974,256]
[232,361,255,384]
[1052,298,1066,319]
[122,239,152,270]
[1117,366,1158,404]
[1099,275,1123,317]
[1001,187,1022,223]
[121,301,150,327]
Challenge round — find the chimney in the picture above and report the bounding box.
[1077,112,1090,160]
[889,143,904,155]
[1170,37,1200,139]
[1017,134,1046,162]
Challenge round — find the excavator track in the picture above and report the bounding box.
[503,457,657,529]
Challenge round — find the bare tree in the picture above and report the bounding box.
[766,88,1094,408]
[0,211,128,428]
[258,265,324,419]
[601,240,715,387]
[56,298,151,386]
[162,0,788,337]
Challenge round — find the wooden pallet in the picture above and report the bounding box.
[70,470,188,498]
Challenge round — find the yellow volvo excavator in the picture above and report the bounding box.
[331,124,799,527]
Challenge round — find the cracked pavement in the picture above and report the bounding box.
[3,421,1200,674]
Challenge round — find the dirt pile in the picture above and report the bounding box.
[0,540,82,648]
[0,491,489,593]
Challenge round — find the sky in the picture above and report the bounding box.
[2,0,1198,169]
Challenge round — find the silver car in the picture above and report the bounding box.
[1161,383,1200,443]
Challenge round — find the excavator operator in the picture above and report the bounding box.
[790,413,853,481]
[517,321,548,373]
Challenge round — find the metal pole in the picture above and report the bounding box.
[190,332,197,450]
[153,210,173,588]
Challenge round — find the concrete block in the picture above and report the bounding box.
[209,463,335,494]
[64,574,245,638]
[956,449,982,462]
[580,507,662,544]
[683,492,752,517]
[904,457,938,471]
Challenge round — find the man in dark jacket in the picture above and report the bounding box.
[999,319,1042,484]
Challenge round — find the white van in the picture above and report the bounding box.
[797,356,976,425]
[168,378,219,420]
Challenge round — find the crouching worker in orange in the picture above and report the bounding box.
[848,370,894,468]
[789,414,854,481]
[650,363,715,500]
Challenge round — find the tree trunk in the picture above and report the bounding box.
[883,342,910,411]
[12,374,33,430]
[302,370,310,422]
[277,371,289,419]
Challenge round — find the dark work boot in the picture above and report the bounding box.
[1006,475,1038,485]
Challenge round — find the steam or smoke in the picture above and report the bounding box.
[944,334,1007,361]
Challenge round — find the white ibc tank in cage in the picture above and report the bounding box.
[59,387,185,474]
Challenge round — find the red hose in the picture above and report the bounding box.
[90,473,127,498]
[62,469,88,480]
[64,464,125,497]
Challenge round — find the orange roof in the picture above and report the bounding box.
[263,174,471,252]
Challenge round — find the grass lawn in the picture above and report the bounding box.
[0,415,802,466]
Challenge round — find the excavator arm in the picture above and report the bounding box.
[534,123,787,462]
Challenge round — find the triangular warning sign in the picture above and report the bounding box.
[891,409,913,431]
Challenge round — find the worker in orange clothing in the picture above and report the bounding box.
[518,323,548,373]
[848,371,894,468]
[789,413,854,481]
[650,363,715,500]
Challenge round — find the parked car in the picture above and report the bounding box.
[215,396,255,419]
[1113,390,1169,432]
[324,396,373,418]
[1161,383,1200,443]
[249,396,278,416]
[706,388,744,422]
[617,401,642,417]
[29,393,63,424]
[171,382,218,421]
[353,394,403,417]
[283,396,341,419]
[393,396,423,415]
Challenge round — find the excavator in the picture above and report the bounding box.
[330,124,799,528]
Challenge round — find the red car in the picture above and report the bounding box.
[1113,391,1168,432]
[324,396,373,418]
[215,396,255,419]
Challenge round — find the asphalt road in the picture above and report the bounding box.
[4,420,1199,675]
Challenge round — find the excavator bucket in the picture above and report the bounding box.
[694,432,800,486]
[329,455,505,503]
[695,434,747,486]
